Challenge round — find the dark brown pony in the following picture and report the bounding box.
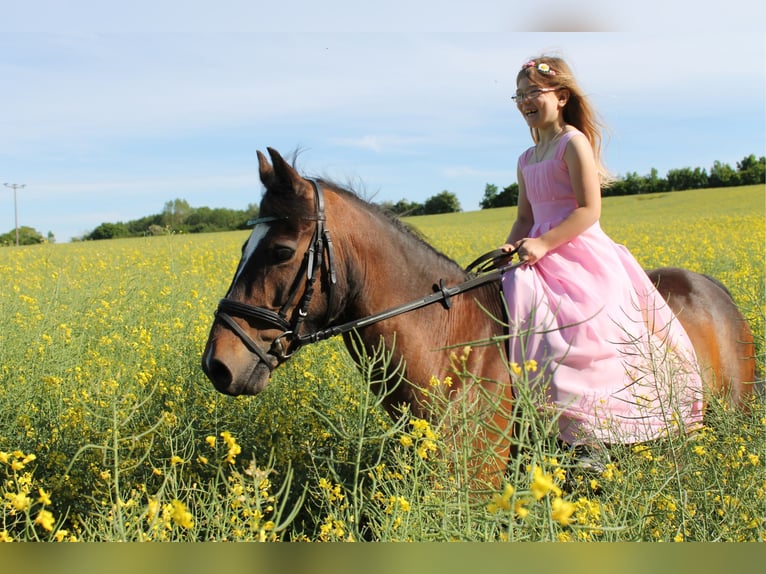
[201,148,755,487]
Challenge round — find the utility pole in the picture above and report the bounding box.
[4,183,25,246]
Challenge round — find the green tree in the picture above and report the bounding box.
[87,222,129,240]
[381,199,424,216]
[666,167,707,191]
[480,183,519,208]
[162,198,192,229]
[709,161,738,188]
[0,226,45,246]
[737,154,765,185]
[423,190,461,214]
[479,183,499,209]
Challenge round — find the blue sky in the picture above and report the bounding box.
[2,2,764,242]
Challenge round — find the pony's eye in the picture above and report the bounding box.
[272,245,295,263]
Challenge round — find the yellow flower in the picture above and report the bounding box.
[0,530,13,542]
[510,362,522,375]
[170,455,184,466]
[169,499,194,529]
[5,491,31,512]
[693,445,707,456]
[514,498,530,519]
[524,359,538,372]
[551,497,575,526]
[147,497,160,522]
[416,439,437,460]
[221,431,242,464]
[37,488,52,506]
[0,451,8,464]
[487,483,515,513]
[35,509,56,532]
[53,530,70,542]
[399,435,413,448]
[205,435,216,448]
[530,465,561,500]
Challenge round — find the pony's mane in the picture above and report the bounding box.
[317,178,463,271]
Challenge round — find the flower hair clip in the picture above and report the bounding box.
[522,60,556,75]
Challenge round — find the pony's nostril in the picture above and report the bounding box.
[202,355,233,392]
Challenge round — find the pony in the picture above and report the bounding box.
[201,148,755,487]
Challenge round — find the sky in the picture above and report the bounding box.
[1,2,764,243]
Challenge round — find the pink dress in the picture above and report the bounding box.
[502,130,703,445]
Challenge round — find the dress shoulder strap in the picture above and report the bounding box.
[554,130,582,161]
[519,146,535,168]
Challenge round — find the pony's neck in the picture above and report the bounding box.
[331,192,465,312]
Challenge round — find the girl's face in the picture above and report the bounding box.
[515,77,563,129]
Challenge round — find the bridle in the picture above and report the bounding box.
[214,178,518,371]
[215,179,336,366]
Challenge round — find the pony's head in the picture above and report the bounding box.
[201,148,337,396]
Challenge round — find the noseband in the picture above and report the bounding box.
[214,179,519,372]
[215,179,337,368]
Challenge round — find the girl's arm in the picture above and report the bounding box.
[517,133,601,264]
[502,163,533,250]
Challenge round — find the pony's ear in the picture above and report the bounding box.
[259,147,308,198]
[257,150,276,189]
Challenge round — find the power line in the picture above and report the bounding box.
[4,183,25,247]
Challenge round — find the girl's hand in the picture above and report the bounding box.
[516,238,548,265]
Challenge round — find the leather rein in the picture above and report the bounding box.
[215,179,518,370]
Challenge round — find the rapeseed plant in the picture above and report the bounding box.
[0,186,762,540]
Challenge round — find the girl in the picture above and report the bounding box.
[501,56,703,450]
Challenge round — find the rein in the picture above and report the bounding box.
[215,179,519,368]
[298,248,517,345]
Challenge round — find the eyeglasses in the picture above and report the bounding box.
[511,87,558,103]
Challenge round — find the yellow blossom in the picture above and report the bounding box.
[5,491,32,512]
[530,465,562,500]
[487,483,515,514]
[147,497,160,522]
[37,488,52,506]
[416,440,437,460]
[169,499,194,529]
[551,497,575,526]
[400,435,413,447]
[221,431,242,464]
[35,509,56,532]
[515,498,530,519]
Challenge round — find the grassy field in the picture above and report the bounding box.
[0,185,763,541]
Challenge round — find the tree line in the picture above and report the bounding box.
[82,199,260,241]
[81,192,463,241]
[2,154,763,245]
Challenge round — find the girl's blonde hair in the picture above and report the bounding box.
[517,55,611,181]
